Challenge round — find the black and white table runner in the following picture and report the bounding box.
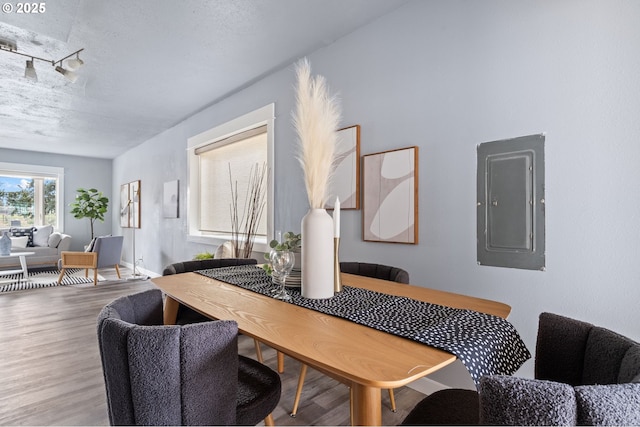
[196,265,531,386]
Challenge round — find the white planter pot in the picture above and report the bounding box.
[301,208,334,299]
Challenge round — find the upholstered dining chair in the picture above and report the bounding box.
[97,288,281,426]
[57,235,123,285]
[290,261,410,418]
[163,257,279,367]
[402,312,640,426]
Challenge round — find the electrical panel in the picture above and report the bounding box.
[477,134,545,271]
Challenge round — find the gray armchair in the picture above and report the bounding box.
[402,312,640,426]
[97,288,281,425]
[58,235,123,285]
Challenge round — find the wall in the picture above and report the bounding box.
[113,0,640,380]
[0,148,112,250]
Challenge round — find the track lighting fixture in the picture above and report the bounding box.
[0,38,85,83]
[24,59,37,81]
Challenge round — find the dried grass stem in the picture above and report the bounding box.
[292,58,342,208]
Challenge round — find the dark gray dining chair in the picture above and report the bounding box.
[340,261,410,284]
[97,288,281,426]
[402,312,640,426]
[290,261,410,418]
[162,257,276,366]
[162,258,258,324]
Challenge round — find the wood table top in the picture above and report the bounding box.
[152,271,511,389]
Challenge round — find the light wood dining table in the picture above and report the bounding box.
[152,271,511,426]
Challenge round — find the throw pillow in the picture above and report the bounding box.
[10,227,35,247]
[10,236,29,248]
[85,237,97,252]
[47,232,63,248]
[33,225,54,247]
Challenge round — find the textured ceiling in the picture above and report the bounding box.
[0,0,408,159]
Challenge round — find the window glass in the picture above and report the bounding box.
[0,173,59,228]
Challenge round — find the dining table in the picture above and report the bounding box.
[152,269,514,426]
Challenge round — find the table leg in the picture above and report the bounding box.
[19,255,28,281]
[277,350,285,373]
[164,295,179,325]
[351,383,381,426]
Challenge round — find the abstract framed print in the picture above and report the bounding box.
[363,146,418,244]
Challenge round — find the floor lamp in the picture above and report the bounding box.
[126,225,148,281]
[121,181,148,281]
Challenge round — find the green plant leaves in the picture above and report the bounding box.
[264,231,301,275]
[69,187,109,239]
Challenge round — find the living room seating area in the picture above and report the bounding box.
[0,225,71,268]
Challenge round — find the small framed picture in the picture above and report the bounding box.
[120,180,141,228]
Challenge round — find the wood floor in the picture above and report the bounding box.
[0,268,426,425]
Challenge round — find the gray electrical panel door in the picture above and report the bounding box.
[477,134,545,270]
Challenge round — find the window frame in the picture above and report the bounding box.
[187,104,274,253]
[0,161,65,231]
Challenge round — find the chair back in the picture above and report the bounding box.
[162,257,257,275]
[480,312,640,426]
[93,236,124,268]
[97,289,239,425]
[535,312,640,386]
[162,258,258,324]
[340,261,410,284]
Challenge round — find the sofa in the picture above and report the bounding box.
[0,225,72,268]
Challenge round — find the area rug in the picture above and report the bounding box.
[0,268,104,293]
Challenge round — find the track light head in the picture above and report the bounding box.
[24,59,37,81]
[55,65,78,83]
[66,53,84,71]
[0,37,17,51]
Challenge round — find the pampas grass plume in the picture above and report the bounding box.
[292,58,342,209]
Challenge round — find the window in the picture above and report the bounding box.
[0,162,64,230]
[187,104,274,251]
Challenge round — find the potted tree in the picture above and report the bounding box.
[70,188,109,241]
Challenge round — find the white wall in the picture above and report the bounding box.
[113,0,640,380]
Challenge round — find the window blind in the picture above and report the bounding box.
[197,130,267,235]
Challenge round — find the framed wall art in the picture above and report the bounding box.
[120,180,141,228]
[362,146,418,244]
[325,124,360,210]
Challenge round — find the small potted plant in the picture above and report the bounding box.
[263,231,301,276]
[69,188,109,241]
[193,251,214,260]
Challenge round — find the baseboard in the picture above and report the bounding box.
[120,261,160,279]
[406,377,450,395]
[406,359,476,395]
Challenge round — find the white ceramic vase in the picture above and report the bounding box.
[301,208,334,299]
[0,231,11,256]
